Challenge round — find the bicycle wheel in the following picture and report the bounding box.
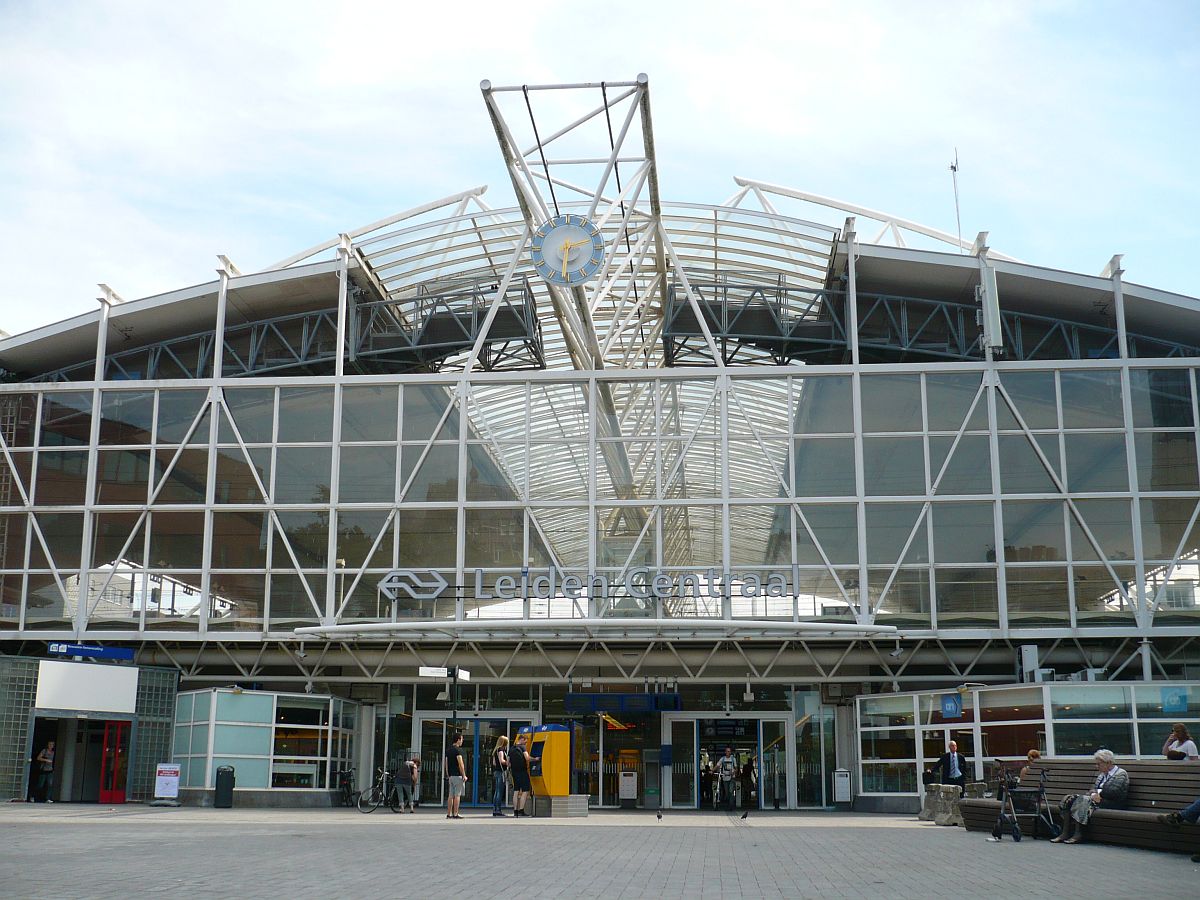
[358,784,383,813]
[387,783,402,813]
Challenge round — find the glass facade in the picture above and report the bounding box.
[0,364,1197,636]
[857,681,1200,795]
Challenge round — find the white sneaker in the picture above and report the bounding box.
[46,799,54,804]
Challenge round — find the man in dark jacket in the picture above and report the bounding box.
[936,741,969,793]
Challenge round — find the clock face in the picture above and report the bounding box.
[530,214,605,286]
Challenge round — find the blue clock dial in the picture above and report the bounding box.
[530,214,606,286]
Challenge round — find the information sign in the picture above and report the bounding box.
[154,763,181,799]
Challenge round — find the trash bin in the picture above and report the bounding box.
[214,765,235,808]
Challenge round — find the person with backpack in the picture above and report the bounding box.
[714,746,738,812]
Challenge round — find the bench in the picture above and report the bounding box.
[960,759,1200,854]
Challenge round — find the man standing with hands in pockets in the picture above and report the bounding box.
[444,732,467,819]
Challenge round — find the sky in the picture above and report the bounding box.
[0,0,1197,338]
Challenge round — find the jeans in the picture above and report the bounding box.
[1182,796,1200,824]
[492,774,506,812]
[397,781,413,809]
[35,771,52,802]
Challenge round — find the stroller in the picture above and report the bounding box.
[991,760,1060,842]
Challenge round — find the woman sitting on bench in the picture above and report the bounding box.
[1052,748,1129,845]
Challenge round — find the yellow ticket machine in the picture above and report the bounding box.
[528,724,571,797]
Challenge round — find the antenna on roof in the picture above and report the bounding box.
[950,149,963,254]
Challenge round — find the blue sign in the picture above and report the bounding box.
[47,643,135,662]
[940,693,963,719]
[1162,687,1189,715]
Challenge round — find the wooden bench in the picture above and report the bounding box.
[960,759,1200,854]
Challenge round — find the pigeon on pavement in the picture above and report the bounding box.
[740,811,749,820]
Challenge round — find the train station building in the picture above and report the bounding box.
[0,76,1197,810]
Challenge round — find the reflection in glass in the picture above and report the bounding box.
[866,503,927,565]
[397,509,457,568]
[154,449,208,504]
[149,511,205,569]
[402,385,459,441]
[1054,722,1133,756]
[791,376,852,435]
[400,444,458,502]
[929,435,990,494]
[997,371,1057,430]
[40,392,92,446]
[157,390,209,443]
[94,450,150,505]
[99,391,155,445]
[92,512,145,567]
[861,374,922,433]
[29,512,84,570]
[339,445,397,503]
[1060,370,1123,428]
[1139,497,1200,560]
[934,567,999,626]
[274,447,332,504]
[213,447,270,504]
[34,451,89,505]
[794,438,855,496]
[1005,566,1069,624]
[210,512,268,569]
[797,506,857,566]
[925,373,987,432]
[277,387,333,443]
[1002,501,1066,561]
[1130,369,1193,428]
[340,385,398,442]
[863,437,924,495]
[274,510,329,568]
[1064,433,1127,492]
[1069,499,1133,561]
[1135,432,1198,491]
[871,567,930,625]
[221,388,275,443]
[998,434,1060,494]
[931,502,994,563]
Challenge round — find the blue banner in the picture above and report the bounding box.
[47,643,135,661]
[940,693,963,719]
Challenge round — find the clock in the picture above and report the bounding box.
[530,214,605,286]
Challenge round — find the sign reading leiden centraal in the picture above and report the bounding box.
[475,566,801,601]
[154,763,181,800]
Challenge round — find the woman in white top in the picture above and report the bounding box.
[1162,723,1199,760]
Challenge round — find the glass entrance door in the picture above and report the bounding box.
[98,721,130,804]
[760,720,786,809]
[670,720,696,808]
[415,714,537,808]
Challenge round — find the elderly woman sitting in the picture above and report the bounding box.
[1051,749,1129,845]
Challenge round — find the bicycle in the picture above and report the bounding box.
[335,768,359,808]
[357,767,402,813]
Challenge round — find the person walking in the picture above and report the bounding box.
[444,733,467,820]
[491,735,510,817]
[398,754,418,813]
[34,741,55,803]
[740,756,757,811]
[509,732,533,817]
[715,746,738,812]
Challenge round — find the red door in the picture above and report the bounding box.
[99,721,130,804]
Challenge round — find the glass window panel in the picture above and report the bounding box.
[29,512,84,569]
[98,391,155,445]
[144,572,204,627]
[931,502,994,564]
[194,691,211,722]
[979,722,1046,758]
[678,439,721,497]
[797,505,858,566]
[277,387,333,443]
[0,394,39,448]
[220,388,275,444]
[157,390,209,444]
[402,384,459,441]
[1003,500,1066,561]
[794,568,857,619]
[190,724,209,754]
[1060,370,1123,429]
[859,695,915,727]
[996,371,1058,430]
[276,697,330,726]
[208,571,266,628]
[1135,432,1198,492]
[729,505,789,565]
[1073,564,1137,623]
[979,687,1044,722]
[397,509,457,568]
[92,512,145,568]
[1050,686,1131,719]
[213,447,270,504]
[335,510,393,569]
[1134,684,1200,718]
[274,447,332,504]
[210,511,268,568]
[1005,565,1069,624]
[400,444,458,503]
[861,374,922,432]
[793,438,855,497]
[729,379,791,436]
[1053,721,1133,756]
[34,450,89,505]
[94,449,150,505]
[678,505,721,564]
[213,724,272,756]
[522,442,583,500]
[1065,433,1128,492]
[1130,369,1194,428]
[791,376,852,435]
[1139,497,1200,560]
[465,443,520,501]
[863,437,925,495]
[153,449,207,504]
[1138,721,1200,757]
[998,433,1060,494]
[860,762,917,793]
[149,511,205,569]
[860,728,916,760]
[340,385,398,442]
[866,503,927,565]
[176,692,195,724]
[465,507,524,567]
[215,690,273,723]
[0,512,27,569]
[268,573,323,627]
[273,510,329,568]
[210,756,268,789]
[925,373,987,432]
[919,693,977,726]
[39,392,92,446]
[660,380,720,436]
[2,451,32,504]
[934,566,1000,625]
[339,445,397,503]
[729,437,789,499]
[594,441,653,502]
[1069,499,1133,562]
[928,434,990,495]
[872,567,930,624]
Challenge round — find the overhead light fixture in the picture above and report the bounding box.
[296,642,307,659]
[889,639,904,659]
[436,689,449,701]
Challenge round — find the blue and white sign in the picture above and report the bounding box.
[940,693,963,719]
[1162,686,1189,715]
[47,643,135,662]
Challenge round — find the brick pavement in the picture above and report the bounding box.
[0,804,1195,899]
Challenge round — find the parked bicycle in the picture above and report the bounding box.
[335,768,359,808]
[357,767,402,813]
